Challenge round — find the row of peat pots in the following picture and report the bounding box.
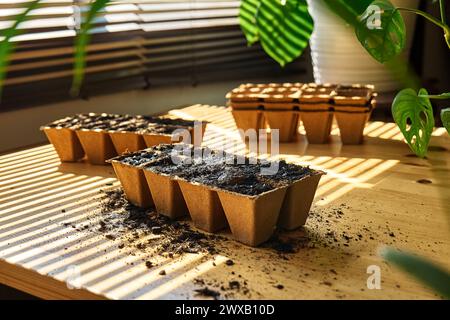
[227,82,377,144]
[109,144,325,247]
[40,113,206,165]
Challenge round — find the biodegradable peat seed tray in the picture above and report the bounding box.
[227,83,304,142]
[41,113,207,164]
[108,144,324,247]
[226,82,377,145]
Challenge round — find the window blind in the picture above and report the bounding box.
[0,0,306,109]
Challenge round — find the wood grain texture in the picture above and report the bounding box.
[0,104,449,300]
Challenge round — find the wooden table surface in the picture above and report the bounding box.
[0,104,449,300]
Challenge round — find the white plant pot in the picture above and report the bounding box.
[307,0,420,92]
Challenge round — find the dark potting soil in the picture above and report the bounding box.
[140,124,192,135]
[142,146,315,196]
[98,189,222,256]
[145,117,196,128]
[109,116,197,133]
[44,113,197,132]
[194,287,220,299]
[335,86,372,99]
[113,144,175,167]
[45,113,128,130]
[108,115,155,132]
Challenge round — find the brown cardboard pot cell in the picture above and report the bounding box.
[217,187,287,247]
[334,111,371,145]
[277,172,324,230]
[334,100,375,145]
[76,129,117,165]
[263,110,299,142]
[178,180,228,233]
[300,111,333,144]
[142,133,173,148]
[231,109,263,133]
[109,131,147,155]
[110,160,154,208]
[143,170,188,219]
[42,127,85,162]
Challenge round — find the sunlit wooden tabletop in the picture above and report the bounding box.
[0,104,449,300]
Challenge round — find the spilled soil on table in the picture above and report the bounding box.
[97,189,223,256]
[73,187,396,299]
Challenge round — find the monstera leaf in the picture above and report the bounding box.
[381,247,450,299]
[355,0,406,63]
[239,0,314,66]
[240,0,261,44]
[392,88,435,158]
[441,108,450,134]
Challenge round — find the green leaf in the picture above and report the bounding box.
[71,0,111,96]
[322,0,374,25]
[240,0,261,44]
[355,0,406,63]
[381,247,450,299]
[255,0,314,66]
[441,108,450,134]
[392,88,434,158]
[0,0,41,97]
[419,92,450,100]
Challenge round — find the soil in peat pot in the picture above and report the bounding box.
[44,113,196,131]
[112,144,175,167]
[143,146,315,196]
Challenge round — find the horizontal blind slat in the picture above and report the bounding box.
[1,0,306,109]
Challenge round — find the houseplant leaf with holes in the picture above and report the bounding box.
[354,0,406,63]
[392,88,434,158]
[240,0,314,66]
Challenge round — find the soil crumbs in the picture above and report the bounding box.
[97,189,222,256]
[78,188,387,300]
